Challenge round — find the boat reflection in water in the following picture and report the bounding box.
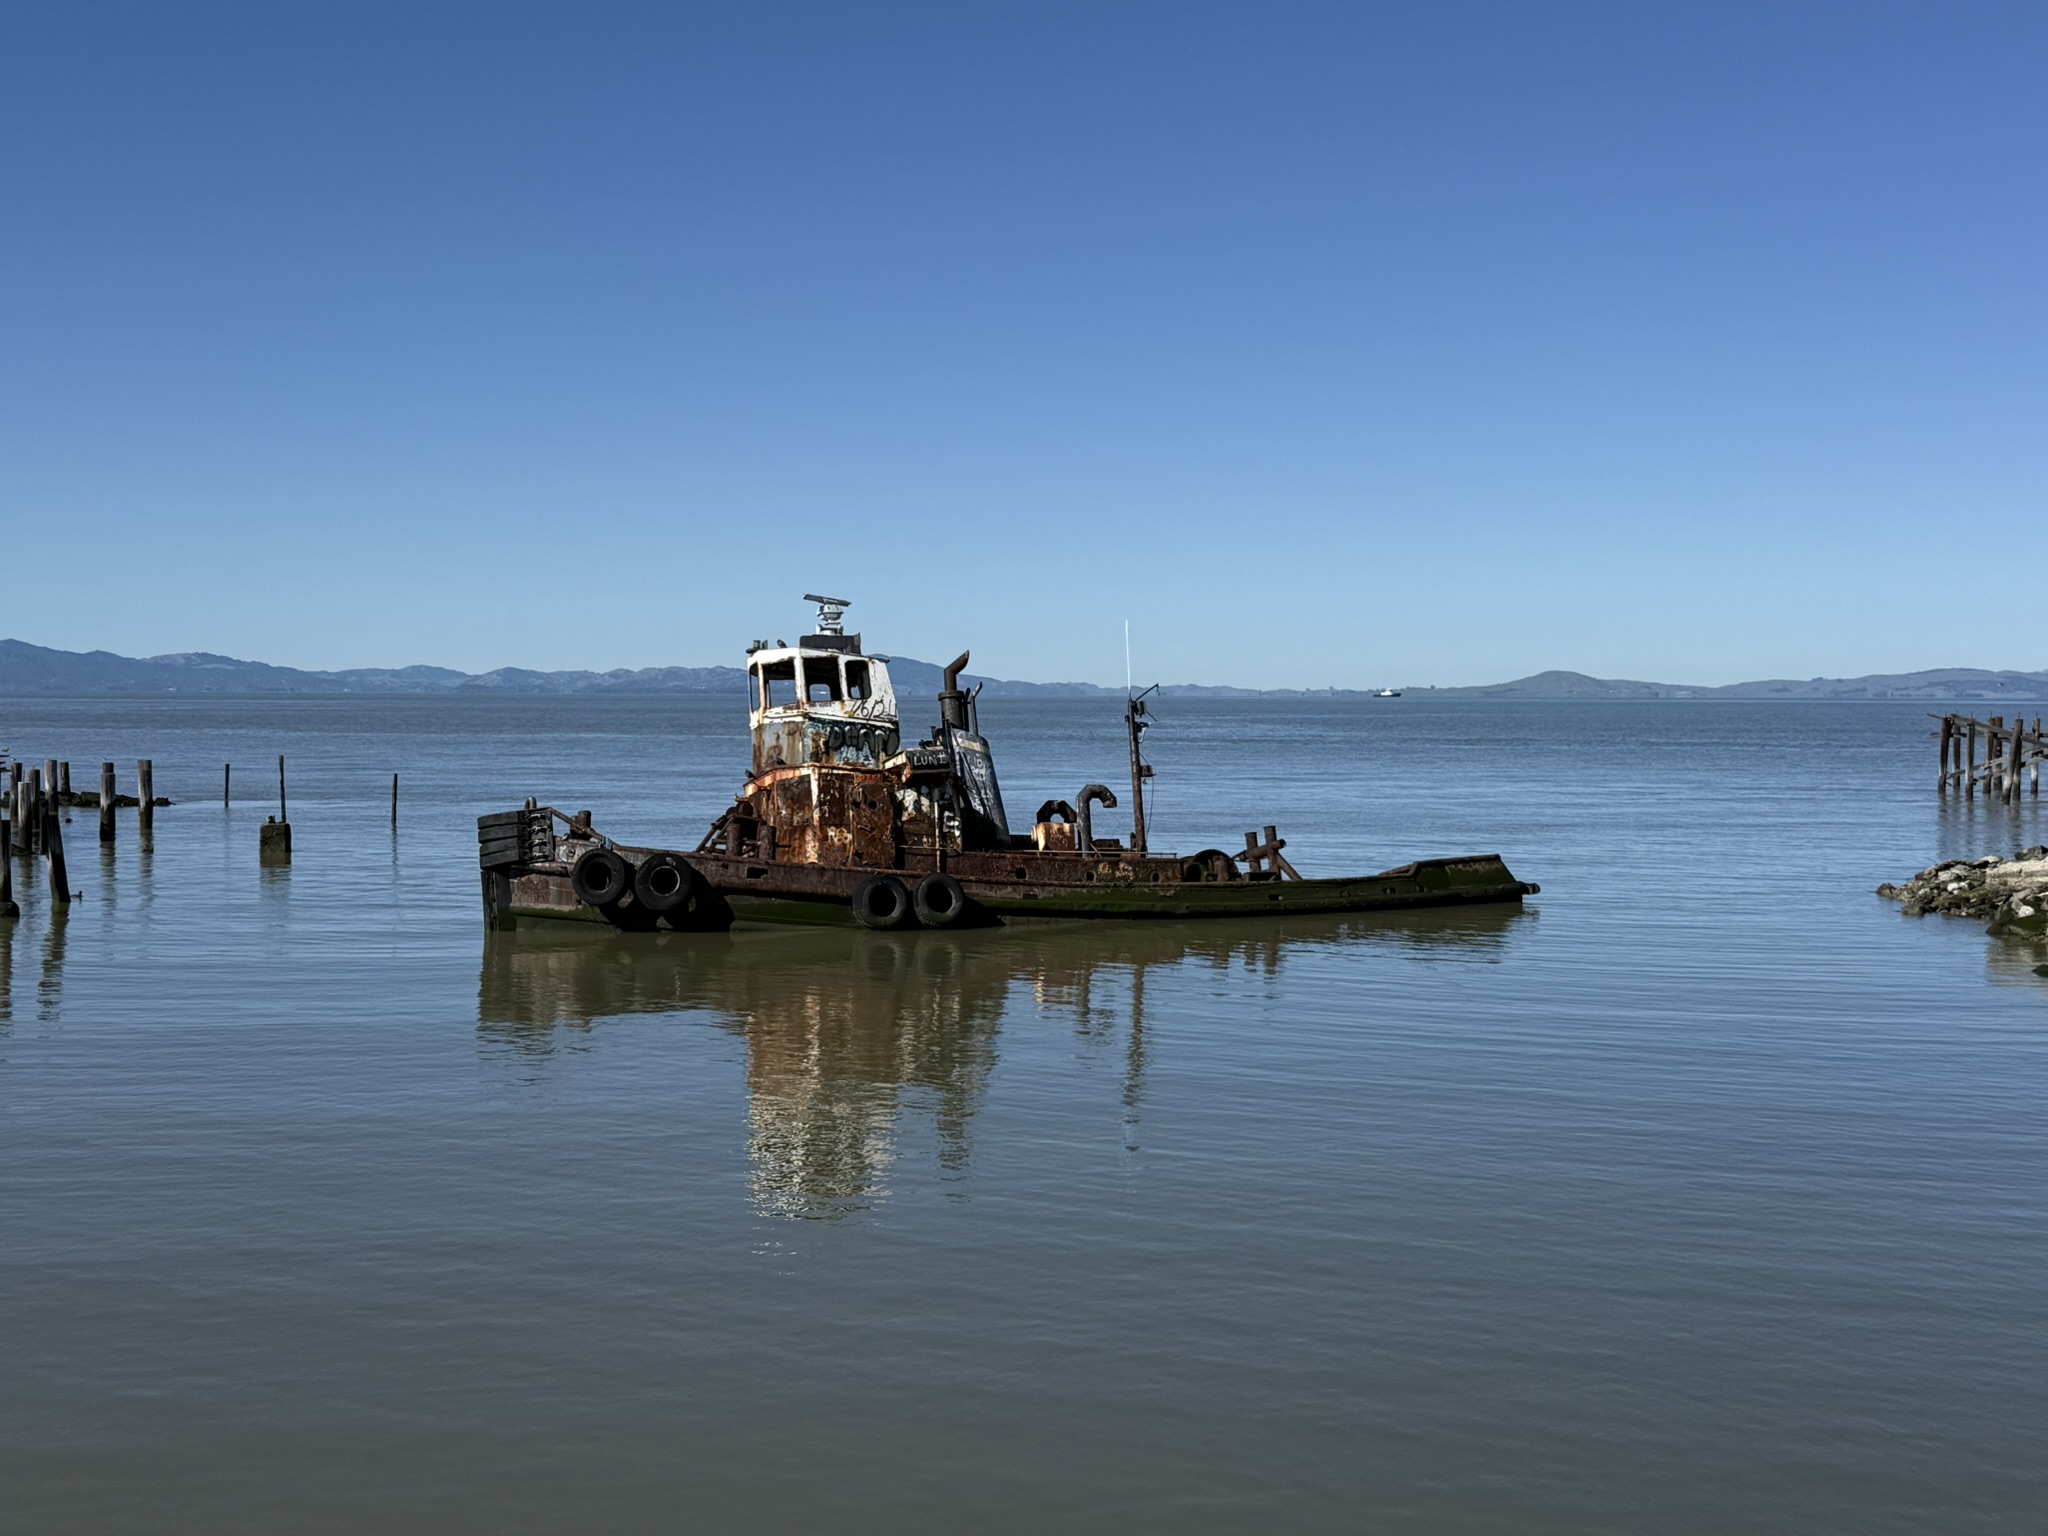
[477,906,1532,1218]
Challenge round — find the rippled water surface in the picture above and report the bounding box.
[3,695,2045,1534]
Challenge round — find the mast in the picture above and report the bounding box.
[1125,685,1156,854]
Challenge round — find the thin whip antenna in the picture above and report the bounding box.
[1125,620,1132,696]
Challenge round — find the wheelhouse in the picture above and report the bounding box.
[746,596,900,774]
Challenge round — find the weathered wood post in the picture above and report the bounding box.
[224,763,231,807]
[99,762,117,842]
[261,755,291,863]
[1966,721,1977,797]
[138,760,154,832]
[44,798,69,904]
[1938,717,1953,791]
[0,813,15,919]
[26,769,43,855]
[391,772,399,826]
[1990,718,2006,800]
[46,760,59,804]
[2008,722,2025,805]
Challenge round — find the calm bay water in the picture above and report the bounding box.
[3,694,2045,1533]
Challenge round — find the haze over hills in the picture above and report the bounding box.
[1,639,2044,702]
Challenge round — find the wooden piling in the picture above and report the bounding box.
[262,756,292,863]
[26,769,43,855]
[1936,712,2048,801]
[99,763,116,842]
[224,763,231,807]
[0,815,15,919]
[139,760,155,830]
[44,803,69,904]
[46,760,59,805]
[391,772,399,825]
[260,818,292,863]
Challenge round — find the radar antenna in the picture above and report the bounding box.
[804,594,852,635]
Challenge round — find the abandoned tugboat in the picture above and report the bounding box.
[477,597,1537,931]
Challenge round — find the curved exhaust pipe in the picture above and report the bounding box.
[1076,783,1118,852]
[939,651,971,730]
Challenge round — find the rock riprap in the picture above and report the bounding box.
[1878,846,2048,935]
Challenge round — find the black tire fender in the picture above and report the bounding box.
[852,873,915,930]
[572,847,631,907]
[914,872,967,928]
[634,852,702,914]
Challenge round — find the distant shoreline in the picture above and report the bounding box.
[2,639,2044,703]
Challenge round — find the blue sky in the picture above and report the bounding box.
[5,2,2042,687]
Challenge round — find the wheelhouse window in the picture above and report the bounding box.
[803,655,843,704]
[845,659,872,700]
[754,658,798,710]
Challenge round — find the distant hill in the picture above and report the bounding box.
[1409,667,2048,701]
[1,639,2043,702]
[0,637,1109,699]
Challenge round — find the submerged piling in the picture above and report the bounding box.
[99,762,116,843]
[139,760,155,832]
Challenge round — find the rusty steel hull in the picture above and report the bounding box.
[482,845,1536,931]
